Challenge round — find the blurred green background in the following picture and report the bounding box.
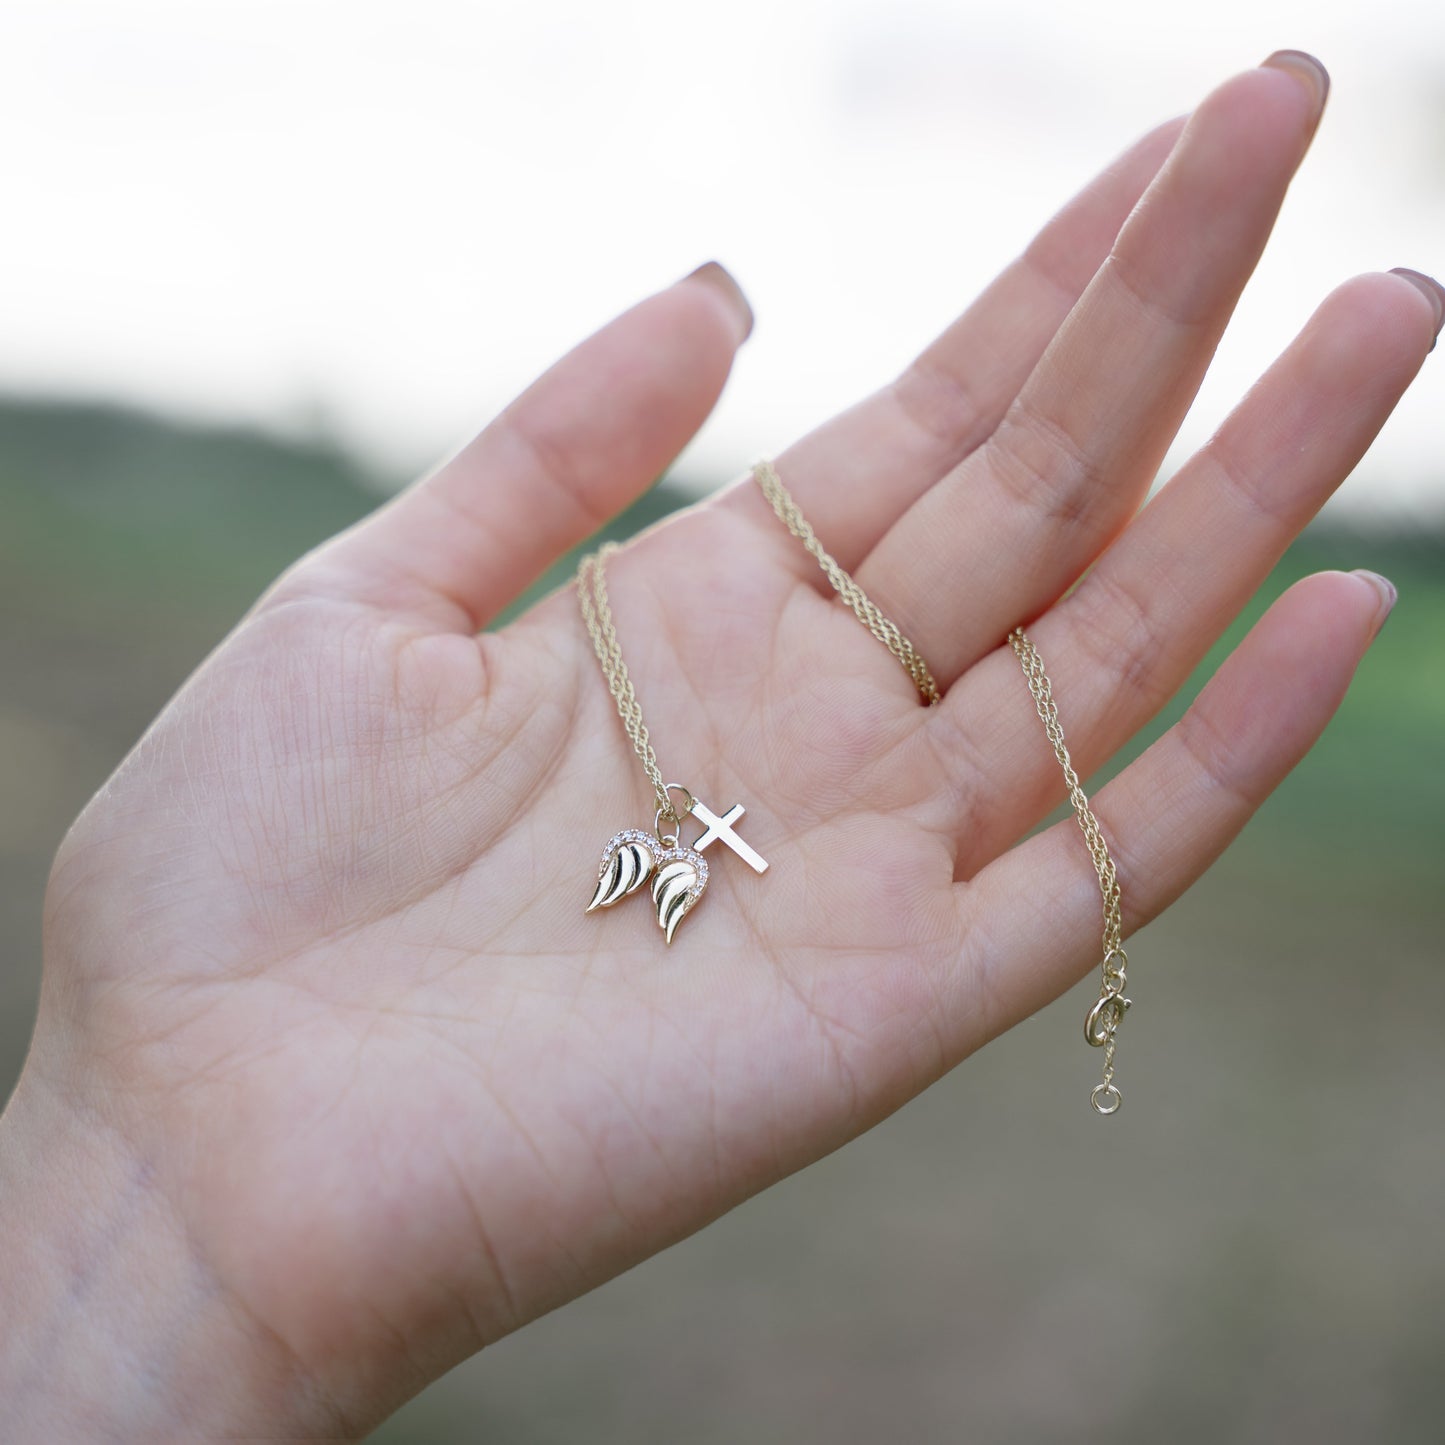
[2,398,1443,1442]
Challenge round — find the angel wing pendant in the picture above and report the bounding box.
[648,846,708,944]
[584,828,709,944]
[586,829,661,912]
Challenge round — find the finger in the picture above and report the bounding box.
[858,54,1330,688]
[712,114,1185,572]
[952,569,1392,1047]
[929,267,1440,869]
[273,262,754,630]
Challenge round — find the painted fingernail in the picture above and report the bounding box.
[683,260,754,345]
[1352,569,1398,633]
[1388,268,1445,352]
[1261,49,1330,117]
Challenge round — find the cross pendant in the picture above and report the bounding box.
[689,799,768,874]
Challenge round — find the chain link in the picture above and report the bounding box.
[1009,627,1130,1115]
[577,543,681,828]
[751,459,941,706]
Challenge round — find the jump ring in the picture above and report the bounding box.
[655,783,696,842]
[661,783,696,818]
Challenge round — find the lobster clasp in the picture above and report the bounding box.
[1084,985,1131,1048]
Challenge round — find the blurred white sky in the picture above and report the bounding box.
[3,0,1443,516]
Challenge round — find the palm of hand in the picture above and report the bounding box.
[52,499,968,1393]
[26,58,1437,1435]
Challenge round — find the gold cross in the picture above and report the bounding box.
[690,800,768,874]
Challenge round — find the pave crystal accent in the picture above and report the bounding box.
[650,845,708,943]
[586,828,709,941]
[586,830,660,912]
[596,828,661,871]
[653,845,708,897]
[592,830,709,897]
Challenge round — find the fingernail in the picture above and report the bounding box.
[683,260,754,345]
[1388,268,1445,352]
[1261,49,1330,118]
[1352,569,1398,632]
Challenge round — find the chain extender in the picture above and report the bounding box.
[1010,627,1131,1115]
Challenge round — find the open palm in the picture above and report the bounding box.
[13,57,1439,1439]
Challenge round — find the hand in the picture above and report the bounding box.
[3,53,1438,1440]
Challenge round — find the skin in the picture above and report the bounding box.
[2,52,1441,1441]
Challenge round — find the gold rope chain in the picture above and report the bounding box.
[577,542,685,828]
[752,461,1128,1112]
[751,459,941,706]
[1009,627,1130,1116]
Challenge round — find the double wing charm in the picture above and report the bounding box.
[585,828,709,944]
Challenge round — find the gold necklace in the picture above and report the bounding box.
[579,463,1131,1114]
[1009,627,1130,1114]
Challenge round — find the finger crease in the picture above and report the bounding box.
[1199,438,1301,532]
[1065,566,1175,720]
[494,405,615,536]
[1175,700,1259,816]
[888,353,986,458]
[987,399,1109,531]
[1100,250,1207,335]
